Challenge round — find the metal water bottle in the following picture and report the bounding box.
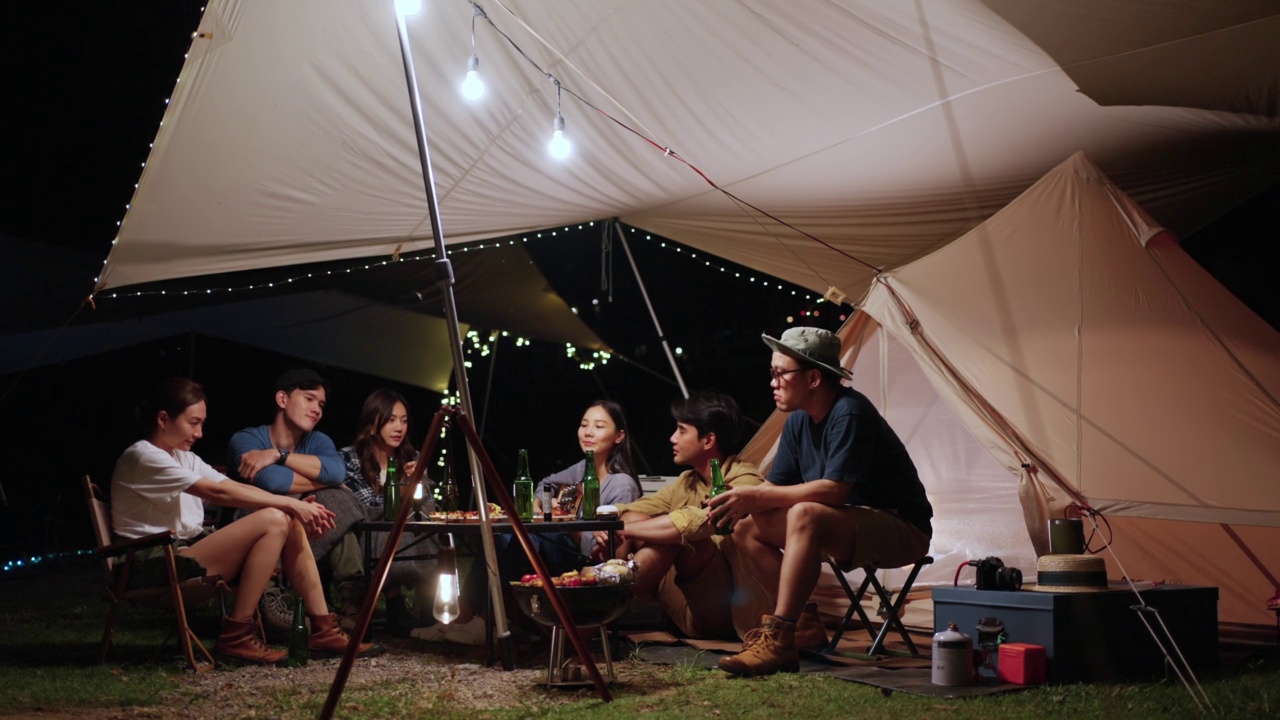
[931,622,973,686]
[287,594,308,667]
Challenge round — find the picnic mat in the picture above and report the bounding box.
[624,631,1026,698]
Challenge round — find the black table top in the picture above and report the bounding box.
[353,517,622,534]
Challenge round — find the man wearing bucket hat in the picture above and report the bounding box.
[709,326,933,676]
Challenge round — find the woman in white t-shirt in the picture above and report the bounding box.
[111,378,381,665]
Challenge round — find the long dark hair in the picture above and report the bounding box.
[351,388,417,489]
[587,400,640,495]
[139,378,206,439]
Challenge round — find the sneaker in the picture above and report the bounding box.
[719,615,799,676]
[442,616,488,645]
[409,624,447,642]
[258,581,293,635]
[411,616,488,646]
[795,602,829,651]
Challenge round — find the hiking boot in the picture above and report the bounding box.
[795,602,829,652]
[214,616,287,666]
[308,612,385,658]
[719,615,799,676]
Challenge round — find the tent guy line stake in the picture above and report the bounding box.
[1082,512,1214,713]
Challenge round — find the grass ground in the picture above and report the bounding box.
[2,559,1277,719]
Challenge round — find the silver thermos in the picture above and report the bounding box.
[932,622,974,686]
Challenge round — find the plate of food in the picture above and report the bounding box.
[427,503,506,522]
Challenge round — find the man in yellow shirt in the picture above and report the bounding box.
[609,392,825,647]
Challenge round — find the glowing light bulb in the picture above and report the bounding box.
[395,0,422,16]
[433,543,461,624]
[461,54,484,100]
[548,114,571,159]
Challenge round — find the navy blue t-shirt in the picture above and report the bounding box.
[769,388,932,535]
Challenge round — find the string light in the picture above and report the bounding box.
[395,0,421,17]
[460,4,486,100]
[548,79,571,160]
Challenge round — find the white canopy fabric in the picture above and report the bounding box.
[745,154,1280,626]
[96,0,1280,297]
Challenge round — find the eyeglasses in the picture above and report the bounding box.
[769,367,804,382]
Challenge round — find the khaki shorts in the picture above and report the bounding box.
[656,544,737,640]
[828,506,931,572]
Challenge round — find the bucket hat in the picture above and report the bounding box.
[761,327,852,381]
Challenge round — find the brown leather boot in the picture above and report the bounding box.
[795,601,829,651]
[308,613,384,658]
[719,615,799,676]
[213,616,287,666]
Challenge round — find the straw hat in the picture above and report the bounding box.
[1028,554,1110,592]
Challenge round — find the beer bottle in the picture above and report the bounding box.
[514,449,534,521]
[441,460,460,513]
[287,594,308,667]
[581,449,601,520]
[708,458,732,535]
[383,457,401,522]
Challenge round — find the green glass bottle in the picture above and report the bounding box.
[708,458,731,535]
[441,460,460,513]
[514,449,534,521]
[287,594,308,667]
[581,450,600,520]
[383,458,401,522]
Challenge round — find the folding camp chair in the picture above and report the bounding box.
[83,476,231,672]
[824,555,933,659]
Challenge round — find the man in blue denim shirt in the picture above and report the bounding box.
[228,369,368,631]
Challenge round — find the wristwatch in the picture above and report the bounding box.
[276,449,290,466]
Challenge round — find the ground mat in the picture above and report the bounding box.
[633,642,1027,698]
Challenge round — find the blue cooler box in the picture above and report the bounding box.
[932,585,1217,682]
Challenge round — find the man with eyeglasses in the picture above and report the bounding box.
[709,326,933,676]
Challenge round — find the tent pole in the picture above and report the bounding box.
[613,222,689,398]
[390,3,511,659]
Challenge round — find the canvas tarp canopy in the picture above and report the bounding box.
[94,0,1280,297]
[4,240,605,390]
[744,153,1280,627]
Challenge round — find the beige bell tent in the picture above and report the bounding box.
[745,153,1280,628]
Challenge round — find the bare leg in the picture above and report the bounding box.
[279,518,330,617]
[775,503,824,619]
[631,544,680,596]
[733,509,787,605]
[182,509,290,619]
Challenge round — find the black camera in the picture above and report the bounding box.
[973,556,1023,591]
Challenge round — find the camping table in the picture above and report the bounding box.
[353,518,623,666]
